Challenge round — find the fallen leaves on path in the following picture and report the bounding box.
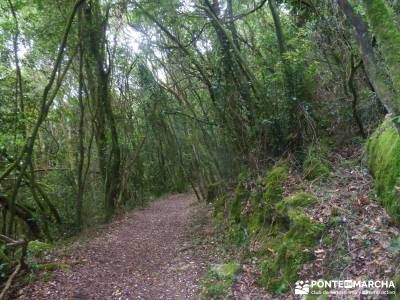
[17,194,214,300]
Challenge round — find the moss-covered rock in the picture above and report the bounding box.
[210,162,322,296]
[210,261,240,280]
[276,192,318,214]
[247,208,264,237]
[244,163,289,237]
[263,163,289,205]
[303,144,331,180]
[367,119,400,222]
[32,262,70,271]
[27,240,52,258]
[229,179,250,223]
[201,261,240,298]
[285,209,324,242]
[209,165,322,296]
[260,194,324,294]
[213,195,227,219]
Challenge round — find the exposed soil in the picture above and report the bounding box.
[17,194,215,300]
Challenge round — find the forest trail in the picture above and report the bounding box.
[17,194,211,300]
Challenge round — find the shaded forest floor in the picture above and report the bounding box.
[16,194,219,300]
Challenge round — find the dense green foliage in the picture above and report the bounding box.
[0,0,400,293]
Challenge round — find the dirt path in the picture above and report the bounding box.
[18,194,211,300]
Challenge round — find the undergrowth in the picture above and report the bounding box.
[208,162,324,295]
[303,143,332,180]
[201,261,240,299]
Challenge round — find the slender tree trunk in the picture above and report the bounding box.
[7,0,25,138]
[76,9,85,228]
[348,55,366,138]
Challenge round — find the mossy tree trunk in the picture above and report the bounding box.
[76,7,85,229]
[362,0,400,108]
[337,0,397,115]
[82,0,121,220]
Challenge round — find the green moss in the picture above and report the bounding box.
[260,204,324,294]
[226,223,248,246]
[27,240,52,258]
[239,186,261,233]
[263,163,289,205]
[201,261,240,298]
[393,270,400,297]
[247,209,264,237]
[230,180,250,223]
[261,239,308,293]
[219,261,240,279]
[321,234,334,247]
[367,119,400,222]
[209,160,324,295]
[221,163,289,239]
[229,196,242,222]
[211,163,323,295]
[214,195,226,216]
[363,0,400,107]
[32,262,70,271]
[286,209,324,242]
[303,144,331,180]
[204,283,226,298]
[242,163,289,237]
[276,192,318,213]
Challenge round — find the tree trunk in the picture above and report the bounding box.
[76,8,85,228]
[362,0,400,104]
[82,0,121,220]
[337,0,397,115]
